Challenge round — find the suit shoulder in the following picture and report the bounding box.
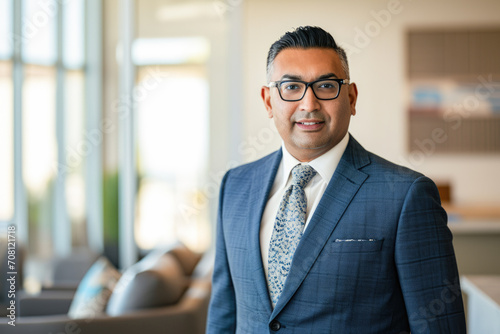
[363,150,426,183]
[348,136,424,183]
[359,150,442,204]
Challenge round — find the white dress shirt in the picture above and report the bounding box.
[260,133,350,281]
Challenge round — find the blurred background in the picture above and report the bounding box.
[0,0,499,329]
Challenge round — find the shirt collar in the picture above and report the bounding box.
[281,132,350,185]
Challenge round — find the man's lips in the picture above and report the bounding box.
[296,121,323,125]
[295,120,324,130]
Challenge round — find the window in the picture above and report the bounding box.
[0,0,12,58]
[0,60,13,223]
[2,0,89,275]
[0,0,13,224]
[133,38,211,252]
[23,64,57,256]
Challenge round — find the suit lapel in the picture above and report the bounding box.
[247,149,282,314]
[271,136,371,316]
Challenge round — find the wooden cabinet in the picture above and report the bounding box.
[408,28,500,153]
[409,29,500,78]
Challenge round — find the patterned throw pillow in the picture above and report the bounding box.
[68,257,121,319]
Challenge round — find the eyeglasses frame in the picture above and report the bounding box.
[267,78,350,102]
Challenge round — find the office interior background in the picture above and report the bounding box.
[1,0,499,331]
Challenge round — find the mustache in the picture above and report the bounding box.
[291,112,325,122]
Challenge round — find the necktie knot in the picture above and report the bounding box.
[291,164,317,189]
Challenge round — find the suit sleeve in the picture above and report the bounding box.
[206,171,237,333]
[395,176,466,334]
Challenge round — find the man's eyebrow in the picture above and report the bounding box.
[318,73,339,80]
[280,74,302,80]
[279,73,339,81]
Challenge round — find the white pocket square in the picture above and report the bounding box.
[334,238,377,242]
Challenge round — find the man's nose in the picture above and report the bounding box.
[299,86,321,112]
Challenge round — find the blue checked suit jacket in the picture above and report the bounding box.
[207,135,466,334]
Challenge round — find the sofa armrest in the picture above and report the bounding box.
[19,290,75,316]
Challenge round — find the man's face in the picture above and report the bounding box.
[261,48,358,162]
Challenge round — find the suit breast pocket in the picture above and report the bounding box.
[328,238,384,253]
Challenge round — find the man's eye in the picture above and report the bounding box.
[283,83,301,90]
[318,83,335,89]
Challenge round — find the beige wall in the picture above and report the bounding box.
[240,0,500,205]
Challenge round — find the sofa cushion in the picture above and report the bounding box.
[169,245,203,276]
[106,253,187,316]
[68,257,121,319]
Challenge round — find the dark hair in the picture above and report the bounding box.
[266,26,350,81]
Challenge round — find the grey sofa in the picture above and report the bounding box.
[0,245,212,334]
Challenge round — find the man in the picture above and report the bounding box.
[207,26,466,333]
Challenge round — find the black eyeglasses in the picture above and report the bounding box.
[267,78,349,102]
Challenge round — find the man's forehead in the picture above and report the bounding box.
[272,47,343,79]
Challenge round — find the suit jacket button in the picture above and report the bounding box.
[270,320,281,331]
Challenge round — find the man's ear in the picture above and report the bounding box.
[348,82,358,116]
[261,86,273,118]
